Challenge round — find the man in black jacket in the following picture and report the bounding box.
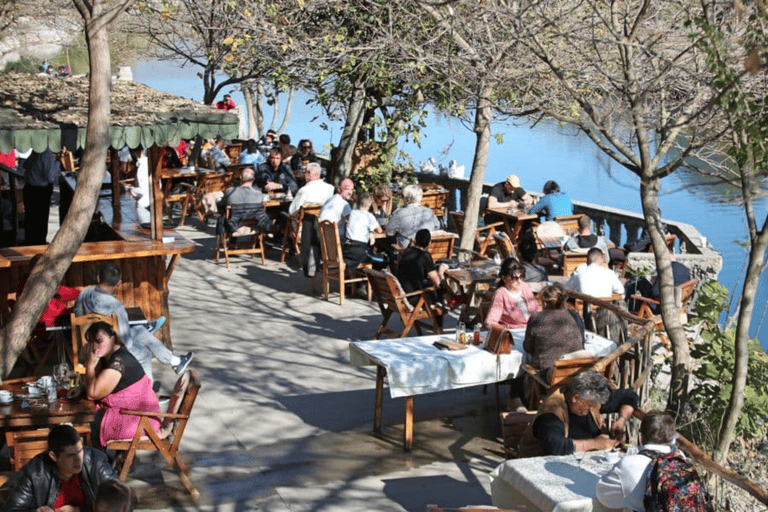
[2,425,117,512]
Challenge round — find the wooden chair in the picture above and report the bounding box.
[632,278,698,345]
[106,370,201,500]
[280,204,322,263]
[425,230,458,261]
[420,184,449,226]
[561,250,590,277]
[362,268,443,339]
[70,312,119,372]
[553,214,583,235]
[449,211,505,258]
[499,411,537,459]
[57,148,77,173]
[215,205,267,270]
[181,171,233,226]
[316,220,370,305]
[532,222,565,273]
[522,356,615,410]
[492,232,517,260]
[6,425,91,471]
[225,143,243,164]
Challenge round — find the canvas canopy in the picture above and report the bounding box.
[0,72,238,153]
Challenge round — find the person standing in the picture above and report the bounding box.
[23,148,61,245]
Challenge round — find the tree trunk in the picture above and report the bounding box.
[640,176,690,415]
[1,0,115,376]
[202,65,217,105]
[242,81,259,138]
[333,80,367,183]
[461,86,493,251]
[713,213,768,465]
[274,88,295,136]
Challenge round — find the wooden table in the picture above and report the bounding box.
[485,207,538,245]
[350,333,526,451]
[444,262,500,325]
[0,380,95,429]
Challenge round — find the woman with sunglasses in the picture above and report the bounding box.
[484,257,541,330]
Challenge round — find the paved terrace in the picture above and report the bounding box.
[134,222,508,511]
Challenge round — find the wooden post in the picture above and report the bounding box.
[108,147,121,226]
[374,366,385,433]
[404,396,413,452]
[147,145,164,241]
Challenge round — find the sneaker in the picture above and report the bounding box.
[172,351,194,375]
[147,316,166,335]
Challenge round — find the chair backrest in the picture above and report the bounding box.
[448,211,465,234]
[425,231,457,261]
[317,220,343,270]
[159,370,201,440]
[363,268,413,313]
[493,232,516,260]
[196,172,233,195]
[299,204,323,221]
[6,425,90,471]
[225,143,242,163]
[676,278,698,308]
[70,312,119,370]
[420,185,449,219]
[553,214,583,235]
[562,251,589,277]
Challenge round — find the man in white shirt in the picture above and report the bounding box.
[565,247,624,297]
[596,410,679,511]
[319,178,354,239]
[288,162,334,216]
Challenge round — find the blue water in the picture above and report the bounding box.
[133,62,768,347]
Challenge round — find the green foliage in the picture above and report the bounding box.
[684,281,768,444]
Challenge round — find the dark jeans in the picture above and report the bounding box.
[23,183,53,245]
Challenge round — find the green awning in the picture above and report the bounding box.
[0,72,239,153]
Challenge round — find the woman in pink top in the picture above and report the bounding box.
[485,258,541,329]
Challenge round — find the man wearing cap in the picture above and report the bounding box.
[484,174,533,224]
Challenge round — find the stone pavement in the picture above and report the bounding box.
[133,221,509,511]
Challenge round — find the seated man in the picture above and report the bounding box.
[319,178,354,239]
[255,149,298,196]
[288,163,334,216]
[596,410,681,511]
[484,174,533,224]
[563,214,609,257]
[217,168,272,236]
[625,253,691,313]
[518,370,638,457]
[386,184,440,249]
[2,424,117,512]
[565,247,624,297]
[75,263,193,381]
[208,136,231,173]
[396,229,448,313]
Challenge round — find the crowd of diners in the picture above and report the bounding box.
[0,116,700,510]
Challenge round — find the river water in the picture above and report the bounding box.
[133,61,768,348]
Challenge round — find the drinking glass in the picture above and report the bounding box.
[573,451,585,466]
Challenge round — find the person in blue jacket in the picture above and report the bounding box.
[529,180,572,221]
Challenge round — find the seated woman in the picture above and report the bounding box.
[529,180,572,221]
[372,184,393,227]
[83,322,161,449]
[484,258,541,330]
[518,370,638,457]
[524,284,585,375]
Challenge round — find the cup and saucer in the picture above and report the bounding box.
[0,390,13,404]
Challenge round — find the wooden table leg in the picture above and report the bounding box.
[404,396,414,451]
[374,366,385,433]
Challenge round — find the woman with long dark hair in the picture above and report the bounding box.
[484,257,541,330]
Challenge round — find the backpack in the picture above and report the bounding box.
[640,449,714,512]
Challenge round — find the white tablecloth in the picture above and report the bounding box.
[489,453,623,512]
[349,331,617,399]
[349,332,526,398]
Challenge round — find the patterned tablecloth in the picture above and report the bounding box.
[349,331,616,399]
[490,452,624,512]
